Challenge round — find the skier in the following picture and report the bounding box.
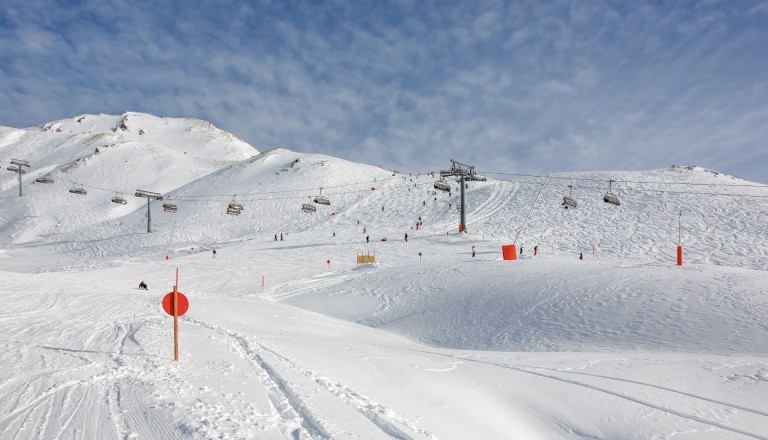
[404,233,408,242]
[579,252,583,260]
[212,249,216,258]
[534,245,538,256]
[138,281,148,290]
[472,246,476,257]
[280,232,283,241]
[274,233,278,241]
[333,231,336,237]
[366,235,370,243]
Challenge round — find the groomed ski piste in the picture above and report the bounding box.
[1,112,767,439]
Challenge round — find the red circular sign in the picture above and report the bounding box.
[162,292,189,316]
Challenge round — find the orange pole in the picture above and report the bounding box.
[174,268,179,361]
[677,245,683,266]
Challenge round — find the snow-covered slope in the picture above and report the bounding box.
[0,112,257,255]
[1,114,767,439]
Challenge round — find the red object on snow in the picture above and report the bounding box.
[162,292,189,316]
[502,244,517,261]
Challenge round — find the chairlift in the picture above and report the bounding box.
[313,187,330,205]
[7,165,26,174]
[603,180,621,206]
[111,193,128,205]
[434,179,450,192]
[227,206,241,215]
[35,175,54,184]
[228,195,243,212]
[302,196,316,213]
[562,185,577,209]
[163,201,177,212]
[69,184,87,195]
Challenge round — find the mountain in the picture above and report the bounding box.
[1,113,767,439]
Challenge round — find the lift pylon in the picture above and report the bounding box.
[135,189,163,233]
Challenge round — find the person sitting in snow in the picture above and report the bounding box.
[138,281,148,290]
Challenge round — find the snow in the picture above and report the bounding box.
[1,112,767,439]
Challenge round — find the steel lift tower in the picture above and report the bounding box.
[134,189,163,233]
[6,159,30,197]
[440,159,482,233]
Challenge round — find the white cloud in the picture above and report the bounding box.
[0,0,766,182]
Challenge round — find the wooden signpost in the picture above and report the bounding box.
[162,268,189,361]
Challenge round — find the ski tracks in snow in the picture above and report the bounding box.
[353,341,768,439]
[506,364,768,439]
[185,317,438,440]
[454,351,768,438]
[266,273,350,302]
[464,181,519,228]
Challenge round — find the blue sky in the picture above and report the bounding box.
[1,0,767,183]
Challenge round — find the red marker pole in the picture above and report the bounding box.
[174,268,179,362]
[162,281,189,362]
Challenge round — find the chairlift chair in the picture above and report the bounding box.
[228,195,244,212]
[7,165,26,173]
[226,207,241,215]
[302,196,316,213]
[111,193,128,205]
[562,185,577,209]
[69,184,87,195]
[163,202,177,212]
[434,179,450,192]
[603,180,621,206]
[313,187,330,205]
[35,175,54,184]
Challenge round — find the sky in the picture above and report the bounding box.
[1,0,767,183]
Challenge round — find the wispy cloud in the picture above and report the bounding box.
[1,0,766,182]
